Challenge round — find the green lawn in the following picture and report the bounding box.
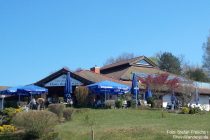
[55,109,210,140]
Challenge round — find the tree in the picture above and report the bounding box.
[203,34,210,76]
[104,53,134,65]
[74,86,89,107]
[138,73,180,108]
[184,67,209,82]
[138,73,181,97]
[177,83,193,107]
[158,52,182,75]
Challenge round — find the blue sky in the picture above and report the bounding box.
[0,0,210,86]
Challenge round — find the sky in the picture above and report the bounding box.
[0,0,210,86]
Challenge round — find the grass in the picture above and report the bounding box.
[55,109,210,140]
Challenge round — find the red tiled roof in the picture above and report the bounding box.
[75,70,131,86]
[103,66,166,80]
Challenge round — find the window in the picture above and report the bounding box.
[135,60,151,66]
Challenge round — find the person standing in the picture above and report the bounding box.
[30,98,37,110]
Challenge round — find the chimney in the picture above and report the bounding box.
[90,66,100,74]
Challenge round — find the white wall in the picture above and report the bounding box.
[190,95,210,111]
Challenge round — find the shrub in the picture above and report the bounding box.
[105,100,115,109]
[115,100,122,109]
[147,97,155,108]
[3,108,17,117]
[0,131,26,140]
[181,107,189,114]
[74,86,89,107]
[63,108,74,121]
[12,110,58,139]
[130,100,137,108]
[189,107,201,114]
[48,104,65,118]
[1,108,22,125]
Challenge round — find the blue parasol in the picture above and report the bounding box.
[64,72,72,101]
[131,73,139,95]
[88,80,130,101]
[17,84,48,95]
[145,86,152,100]
[131,73,139,107]
[17,84,48,100]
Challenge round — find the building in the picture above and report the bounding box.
[31,56,210,111]
[35,68,89,103]
[100,56,210,111]
[100,56,163,81]
[35,67,129,103]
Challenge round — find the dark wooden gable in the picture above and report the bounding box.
[35,68,92,87]
[131,56,157,68]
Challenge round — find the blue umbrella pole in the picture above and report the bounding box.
[105,89,106,102]
[134,87,138,108]
[136,90,138,108]
[19,94,20,102]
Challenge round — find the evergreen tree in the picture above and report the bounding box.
[158,52,182,75]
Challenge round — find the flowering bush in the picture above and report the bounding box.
[3,107,23,116]
[1,107,23,125]
[0,126,3,132]
[181,107,189,114]
[0,125,16,134]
